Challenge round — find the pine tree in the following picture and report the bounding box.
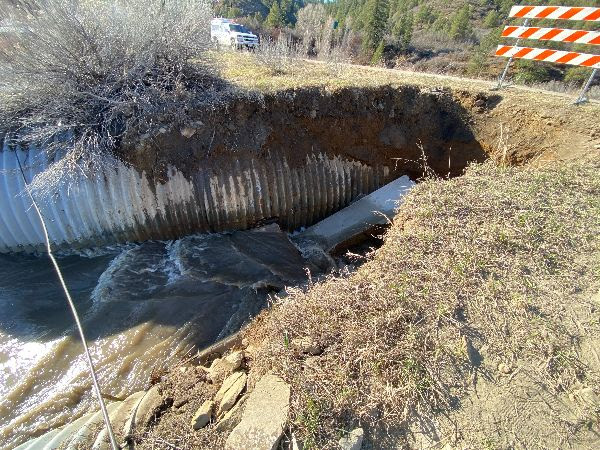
[449,5,472,41]
[483,10,500,29]
[362,0,389,51]
[266,1,285,28]
[393,12,412,51]
[371,39,385,65]
[281,0,293,25]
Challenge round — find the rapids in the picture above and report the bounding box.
[0,227,321,449]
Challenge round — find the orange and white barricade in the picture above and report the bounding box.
[495,5,600,104]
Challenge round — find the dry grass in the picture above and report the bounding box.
[244,157,600,448]
[214,50,600,105]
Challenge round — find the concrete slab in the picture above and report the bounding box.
[297,176,414,252]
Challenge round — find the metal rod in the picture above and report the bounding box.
[14,151,120,450]
[496,18,530,90]
[574,68,598,105]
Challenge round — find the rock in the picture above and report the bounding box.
[569,385,599,407]
[210,351,244,383]
[303,356,321,370]
[216,395,247,433]
[292,337,323,356]
[191,400,214,430]
[174,398,189,409]
[216,371,247,415]
[498,363,512,374]
[180,126,197,138]
[225,374,290,450]
[339,428,364,450]
[135,385,166,428]
[225,351,245,368]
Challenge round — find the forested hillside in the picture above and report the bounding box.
[215,0,600,84]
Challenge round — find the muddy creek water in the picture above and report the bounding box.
[0,227,320,449]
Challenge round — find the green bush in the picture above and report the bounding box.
[564,67,596,86]
[514,59,552,84]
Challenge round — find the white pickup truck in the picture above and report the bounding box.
[211,18,259,50]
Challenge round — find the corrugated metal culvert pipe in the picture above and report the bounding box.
[0,139,392,253]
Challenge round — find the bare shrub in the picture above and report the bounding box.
[295,3,328,42]
[254,33,301,75]
[0,0,217,194]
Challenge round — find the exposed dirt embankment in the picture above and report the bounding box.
[121,81,599,187]
[121,86,482,181]
[102,58,600,449]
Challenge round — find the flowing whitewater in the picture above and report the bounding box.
[0,227,322,449]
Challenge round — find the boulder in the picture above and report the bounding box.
[135,385,167,428]
[216,371,247,416]
[339,428,364,450]
[210,351,245,383]
[216,395,247,433]
[225,374,290,450]
[191,400,214,430]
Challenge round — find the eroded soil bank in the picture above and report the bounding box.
[122,85,489,182]
[124,63,600,449]
[117,81,599,238]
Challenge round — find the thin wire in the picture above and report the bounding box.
[15,151,120,450]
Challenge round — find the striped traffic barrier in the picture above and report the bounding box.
[509,5,600,21]
[496,46,600,68]
[494,5,600,104]
[501,26,600,45]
